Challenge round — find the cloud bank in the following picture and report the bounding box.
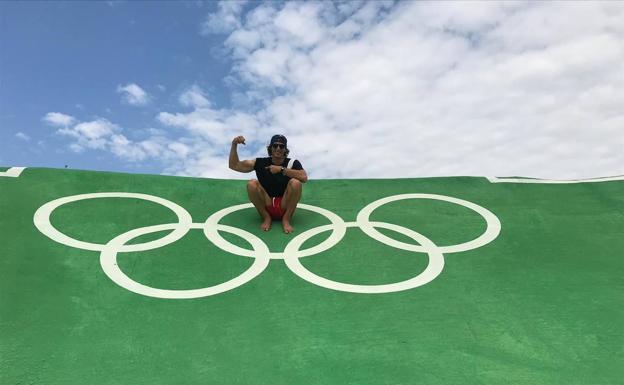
[170,1,624,179]
[53,2,624,179]
[44,113,193,167]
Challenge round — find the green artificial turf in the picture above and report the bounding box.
[1,167,623,384]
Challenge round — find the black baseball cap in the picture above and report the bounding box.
[270,134,287,146]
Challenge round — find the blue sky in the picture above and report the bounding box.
[1,1,623,179]
[1,1,230,174]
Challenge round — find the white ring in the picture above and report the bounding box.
[356,193,501,254]
[33,192,193,252]
[284,221,444,293]
[100,223,270,299]
[33,191,502,298]
[203,203,347,259]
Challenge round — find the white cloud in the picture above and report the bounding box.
[109,134,149,161]
[52,2,624,180]
[117,83,151,106]
[46,112,200,169]
[57,118,120,151]
[179,85,211,108]
[200,1,248,35]
[158,85,263,148]
[168,142,191,158]
[42,112,76,127]
[15,132,31,141]
[273,3,326,48]
[174,1,623,180]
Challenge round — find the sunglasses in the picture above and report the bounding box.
[271,143,285,149]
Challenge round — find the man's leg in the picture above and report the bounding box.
[247,179,272,231]
[280,178,302,234]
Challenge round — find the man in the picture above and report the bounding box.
[229,134,308,234]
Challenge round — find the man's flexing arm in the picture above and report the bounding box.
[229,135,255,173]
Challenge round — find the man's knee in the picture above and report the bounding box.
[247,179,260,191]
[248,179,270,206]
[288,178,302,191]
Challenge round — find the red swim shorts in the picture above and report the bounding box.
[266,196,285,220]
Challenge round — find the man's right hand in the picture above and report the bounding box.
[232,136,246,146]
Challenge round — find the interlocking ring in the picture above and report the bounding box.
[203,203,347,260]
[100,223,270,299]
[284,221,445,294]
[357,194,501,254]
[33,192,193,252]
[33,191,501,299]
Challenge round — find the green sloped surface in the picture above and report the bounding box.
[1,167,623,384]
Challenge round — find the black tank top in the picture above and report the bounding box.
[254,157,303,197]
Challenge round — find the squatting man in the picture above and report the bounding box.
[229,134,308,234]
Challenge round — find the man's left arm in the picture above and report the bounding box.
[264,165,308,183]
[283,167,308,183]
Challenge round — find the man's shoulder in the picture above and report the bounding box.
[288,158,303,169]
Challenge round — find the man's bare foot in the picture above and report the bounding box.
[261,217,272,231]
[282,220,294,234]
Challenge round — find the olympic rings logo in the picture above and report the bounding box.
[33,192,501,299]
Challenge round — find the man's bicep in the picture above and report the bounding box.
[239,159,256,172]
